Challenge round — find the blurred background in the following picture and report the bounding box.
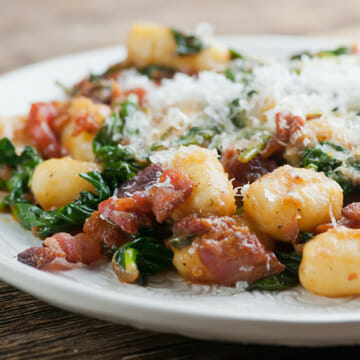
[2,0,360,73]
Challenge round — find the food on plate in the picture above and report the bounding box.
[2,23,360,297]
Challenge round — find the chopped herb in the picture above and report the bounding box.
[224,62,254,85]
[177,123,223,146]
[237,135,270,163]
[139,65,176,81]
[317,46,351,57]
[171,29,204,56]
[229,48,244,60]
[290,51,313,61]
[291,46,351,60]
[229,98,247,129]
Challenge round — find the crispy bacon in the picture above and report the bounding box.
[172,217,212,237]
[151,169,194,223]
[98,196,153,234]
[27,102,66,158]
[222,150,276,204]
[315,202,360,233]
[262,112,305,159]
[71,78,113,104]
[175,216,284,285]
[111,83,147,107]
[17,247,58,268]
[118,164,162,197]
[99,165,194,234]
[72,113,101,136]
[72,77,147,107]
[17,232,102,269]
[342,202,360,221]
[83,211,130,249]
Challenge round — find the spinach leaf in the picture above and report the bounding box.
[300,141,359,195]
[247,252,302,291]
[95,145,148,185]
[12,171,112,238]
[112,229,173,285]
[0,138,42,206]
[93,102,149,185]
[171,29,204,56]
[93,100,137,153]
[0,138,115,238]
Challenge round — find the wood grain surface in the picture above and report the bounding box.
[2,0,360,358]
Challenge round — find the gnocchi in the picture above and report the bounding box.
[31,158,101,210]
[300,226,360,297]
[126,23,230,72]
[171,215,284,285]
[61,97,111,161]
[243,165,343,242]
[155,145,236,220]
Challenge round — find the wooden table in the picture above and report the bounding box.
[1,0,360,358]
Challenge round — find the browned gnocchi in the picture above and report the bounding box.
[242,165,343,242]
[300,226,360,297]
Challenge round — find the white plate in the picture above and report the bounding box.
[1,35,360,347]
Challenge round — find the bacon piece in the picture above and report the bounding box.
[72,113,101,136]
[262,112,305,158]
[83,211,130,249]
[71,78,113,104]
[174,216,285,285]
[151,169,194,223]
[98,197,153,234]
[222,150,276,204]
[111,83,147,107]
[315,202,360,233]
[17,232,102,269]
[27,102,66,158]
[198,233,283,285]
[172,217,212,237]
[342,202,360,221]
[17,247,58,268]
[118,163,162,197]
[99,165,194,233]
[44,232,102,264]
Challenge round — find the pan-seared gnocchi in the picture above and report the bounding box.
[153,145,236,220]
[31,158,101,210]
[127,23,230,72]
[170,215,284,285]
[61,97,111,161]
[243,165,343,242]
[299,226,360,297]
